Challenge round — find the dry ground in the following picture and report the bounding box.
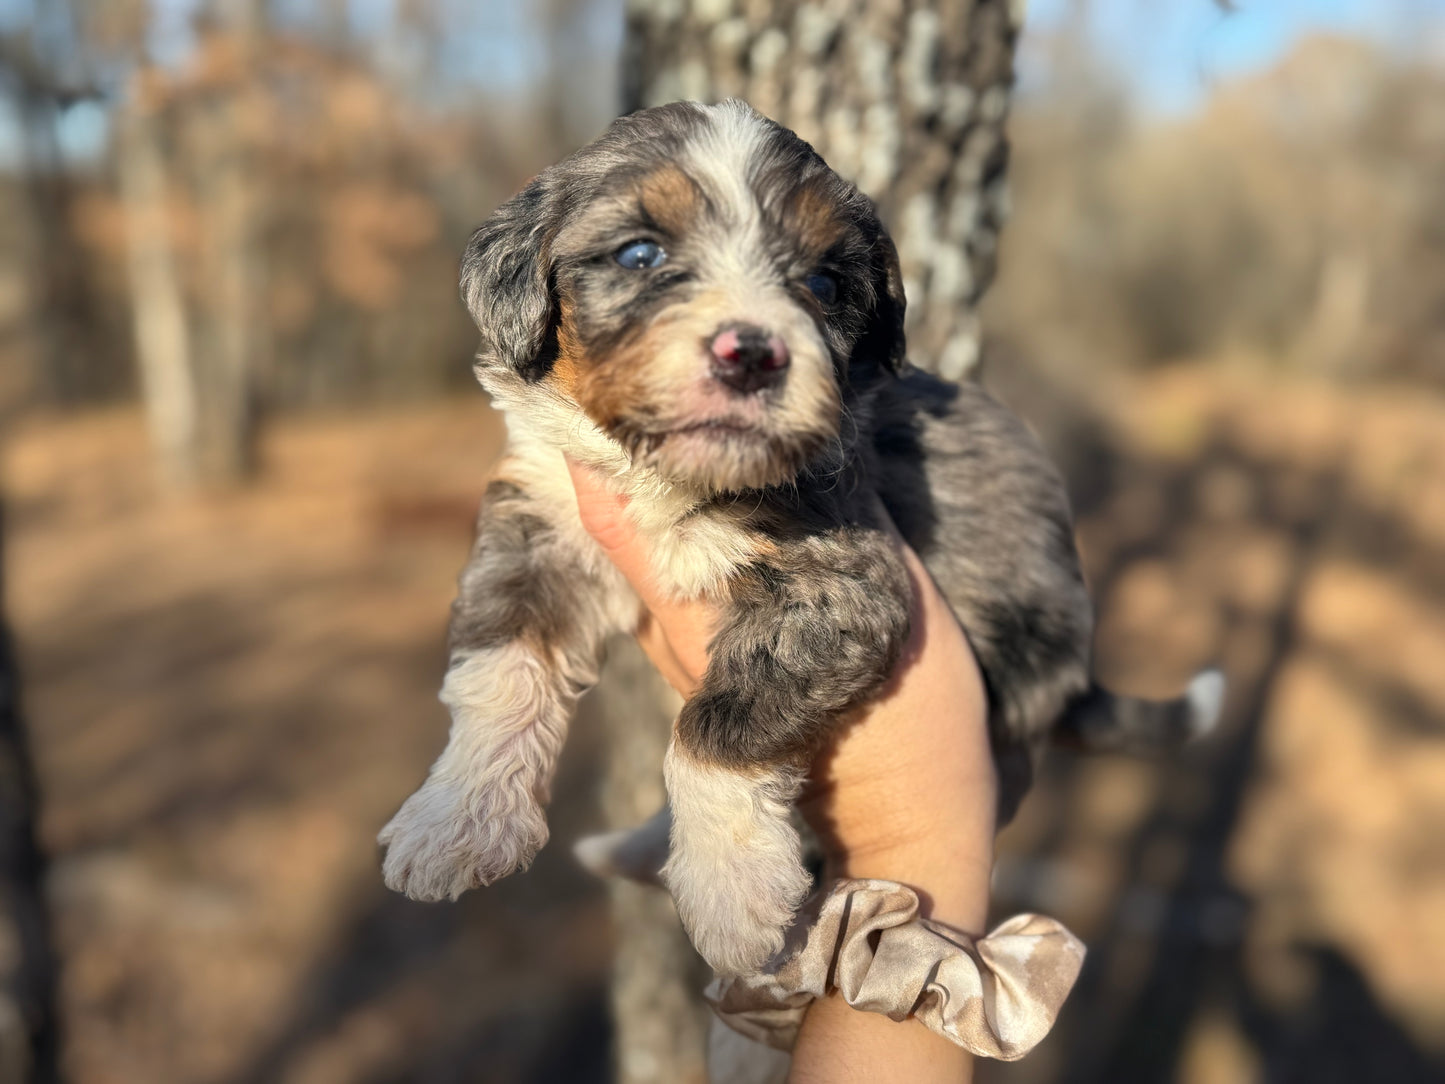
[4,365,1444,1083]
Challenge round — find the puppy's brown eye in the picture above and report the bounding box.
[615,240,667,270]
[805,272,838,305]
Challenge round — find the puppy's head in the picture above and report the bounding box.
[462,100,906,493]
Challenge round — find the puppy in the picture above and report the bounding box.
[378,100,1223,976]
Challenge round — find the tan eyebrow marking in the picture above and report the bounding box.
[637,163,707,237]
[785,180,847,258]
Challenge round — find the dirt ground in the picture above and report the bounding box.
[4,365,1444,1083]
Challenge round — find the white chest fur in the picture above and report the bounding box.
[485,373,767,604]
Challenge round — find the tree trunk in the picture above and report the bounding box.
[604,3,1021,1080]
[593,641,710,1084]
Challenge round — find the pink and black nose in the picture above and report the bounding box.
[709,324,789,393]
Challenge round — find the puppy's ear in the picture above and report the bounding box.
[859,228,908,373]
[459,179,559,381]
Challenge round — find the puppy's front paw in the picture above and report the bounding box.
[378,775,547,901]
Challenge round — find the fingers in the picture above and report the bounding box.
[565,458,658,602]
[565,456,714,691]
[566,459,965,709]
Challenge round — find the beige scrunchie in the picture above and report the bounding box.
[706,878,1086,1061]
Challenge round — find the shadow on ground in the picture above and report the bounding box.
[982,358,1445,1083]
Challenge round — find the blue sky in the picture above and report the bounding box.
[1019,0,1443,113]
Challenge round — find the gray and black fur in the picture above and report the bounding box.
[379,100,1223,976]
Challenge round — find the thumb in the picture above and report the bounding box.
[566,456,718,690]
[565,457,665,608]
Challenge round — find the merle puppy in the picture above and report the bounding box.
[378,100,1222,976]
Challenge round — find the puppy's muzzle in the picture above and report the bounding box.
[710,324,789,394]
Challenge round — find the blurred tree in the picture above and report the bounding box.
[119,65,198,488]
[0,503,59,1084]
[589,645,710,1084]
[599,3,1023,1081]
[108,0,270,487]
[0,0,113,406]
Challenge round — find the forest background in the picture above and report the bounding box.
[1,1,1443,1082]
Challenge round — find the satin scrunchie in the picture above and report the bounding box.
[707,878,1086,1061]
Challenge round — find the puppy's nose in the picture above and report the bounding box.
[709,325,790,393]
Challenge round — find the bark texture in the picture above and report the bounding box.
[623,0,1023,379]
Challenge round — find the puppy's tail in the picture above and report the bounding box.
[1055,669,1225,754]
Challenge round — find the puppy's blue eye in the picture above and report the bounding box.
[615,240,667,269]
[805,272,838,305]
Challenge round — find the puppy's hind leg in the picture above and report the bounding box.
[574,804,672,886]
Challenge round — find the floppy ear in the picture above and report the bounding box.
[858,227,908,373]
[459,178,558,381]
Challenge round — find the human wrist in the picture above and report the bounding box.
[791,995,973,1084]
[806,729,997,930]
[830,820,994,932]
